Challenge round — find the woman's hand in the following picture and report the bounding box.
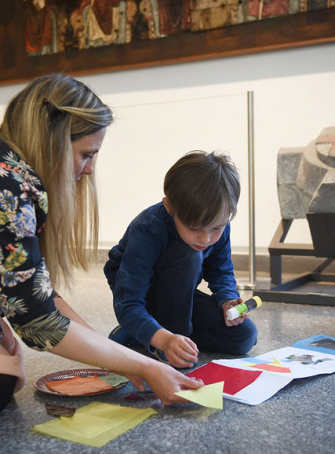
[140,362,203,406]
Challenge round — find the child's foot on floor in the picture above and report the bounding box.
[151,348,170,365]
[108,325,140,346]
[150,348,198,369]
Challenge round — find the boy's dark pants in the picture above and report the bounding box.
[146,238,257,356]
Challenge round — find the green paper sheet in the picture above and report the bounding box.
[175,381,224,409]
[99,373,129,387]
[31,402,156,447]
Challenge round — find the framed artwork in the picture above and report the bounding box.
[1,1,335,85]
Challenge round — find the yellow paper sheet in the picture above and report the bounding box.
[175,381,224,409]
[31,402,156,447]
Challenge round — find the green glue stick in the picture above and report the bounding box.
[226,296,262,320]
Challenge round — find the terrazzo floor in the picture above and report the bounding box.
[1,262,335,454]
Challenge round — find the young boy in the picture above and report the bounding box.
[104,151,257,368]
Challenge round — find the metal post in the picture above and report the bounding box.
[237,91,256,290]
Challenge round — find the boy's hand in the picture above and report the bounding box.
[163,333,199,368]
[222,298,248,327]
[151,329,198,369]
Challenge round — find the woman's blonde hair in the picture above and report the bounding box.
[0,73,113,287]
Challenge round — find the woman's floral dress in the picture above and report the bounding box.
[0,140,69,351]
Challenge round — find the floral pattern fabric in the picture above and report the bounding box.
[0,140,69,351]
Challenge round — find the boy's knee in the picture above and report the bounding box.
[183,249,203,273]
[165,239,203,280]
[232,320,258,355]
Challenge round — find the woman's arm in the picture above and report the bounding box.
[0,153,203,404]
[53,296,93,330]
[51,320,203,405]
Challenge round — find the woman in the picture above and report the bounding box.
[0,73,202,411]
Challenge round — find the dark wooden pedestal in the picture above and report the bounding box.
[253,214,335,306]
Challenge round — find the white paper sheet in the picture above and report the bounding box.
[212,335,335,405]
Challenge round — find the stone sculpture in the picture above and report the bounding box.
[277,127,335,220]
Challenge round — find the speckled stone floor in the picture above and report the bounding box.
[1,262,335,454]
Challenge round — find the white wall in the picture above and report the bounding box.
[1,43,335,254]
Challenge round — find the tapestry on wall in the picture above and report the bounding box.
[1,0,335,83]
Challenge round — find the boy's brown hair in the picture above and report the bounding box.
[163,150,240,227]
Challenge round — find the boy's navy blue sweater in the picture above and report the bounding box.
[104,202,239,349]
